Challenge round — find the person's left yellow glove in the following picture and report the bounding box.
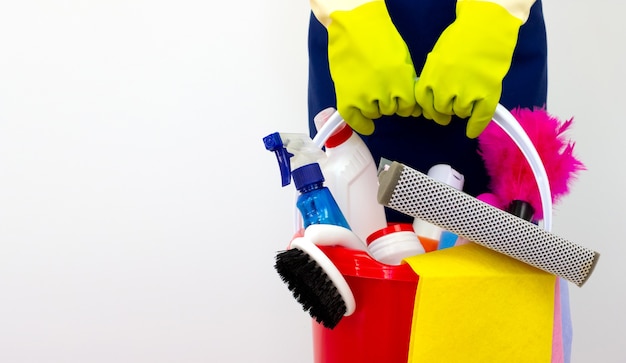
[415,0,535,138]
[311,0,421,135]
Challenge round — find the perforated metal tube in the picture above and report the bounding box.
[378,161,599,287]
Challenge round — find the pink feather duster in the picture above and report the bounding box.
[477,107,585,221]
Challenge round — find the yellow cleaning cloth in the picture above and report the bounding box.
[404,243,556,363]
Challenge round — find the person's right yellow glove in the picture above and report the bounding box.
[414,0,533,138]
[312,0,421,135]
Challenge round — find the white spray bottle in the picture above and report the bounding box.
[314,108,388,243]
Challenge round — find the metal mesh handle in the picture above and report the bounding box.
[378,161,599,287]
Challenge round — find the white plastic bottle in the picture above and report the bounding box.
[315,108,388,243]
[412,164,465,242]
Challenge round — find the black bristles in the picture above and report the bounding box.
[274,248,347,329]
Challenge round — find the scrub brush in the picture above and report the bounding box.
[275,224,366,329]
[477,107,585,222]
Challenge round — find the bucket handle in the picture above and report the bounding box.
[313,106,554,232]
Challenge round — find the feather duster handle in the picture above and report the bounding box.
[478,107,586,221]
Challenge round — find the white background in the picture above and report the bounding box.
[0,1,622,362]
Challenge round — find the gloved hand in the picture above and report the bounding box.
[315,0,421,135]
[414,1,528,138]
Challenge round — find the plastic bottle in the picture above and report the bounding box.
[412,164,465,243]
[293,163,351,229]
[314,108,387,242]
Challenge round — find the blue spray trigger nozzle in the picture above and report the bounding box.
[263,131,327,188]
[263,132,293,187]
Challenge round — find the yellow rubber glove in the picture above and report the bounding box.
[414,1,525,138]
[322,1,421,135]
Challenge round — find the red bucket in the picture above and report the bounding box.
[312,245,421,363]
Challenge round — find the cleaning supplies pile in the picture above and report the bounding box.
[265,108,431,328]
[263,106,599,331]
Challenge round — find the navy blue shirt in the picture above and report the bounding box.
[307,0,547,222]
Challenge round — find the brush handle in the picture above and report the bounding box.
[377,161,599,287]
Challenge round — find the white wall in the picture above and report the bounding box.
[543,1,626,362]
[0,1,622,362]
